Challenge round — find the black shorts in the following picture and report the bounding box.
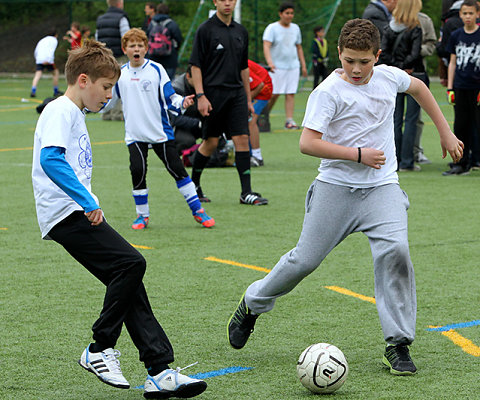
[203,87,249,139]
[36,63,56,71]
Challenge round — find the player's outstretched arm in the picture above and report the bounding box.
[299,127,385,169]
[406,76,463,163]
[182,94,195,109]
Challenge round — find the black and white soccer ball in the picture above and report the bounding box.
[296,343,348,394]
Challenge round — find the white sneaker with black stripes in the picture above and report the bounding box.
[144,363,207,399]
[78,345,130,389]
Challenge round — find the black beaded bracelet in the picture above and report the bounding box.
[357,147,362,163]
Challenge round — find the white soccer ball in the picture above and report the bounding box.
[296,343,348,394]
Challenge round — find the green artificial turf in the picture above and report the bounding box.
[1,77,480,399]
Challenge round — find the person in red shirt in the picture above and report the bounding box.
[64,22,82,49]
[248,59,273,166]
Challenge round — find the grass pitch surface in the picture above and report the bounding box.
[1,78,480,399]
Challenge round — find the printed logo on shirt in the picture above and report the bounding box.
[456,41,480,71]
[216,43,224,50]
[141,79,152,92]
[78,134,92,179]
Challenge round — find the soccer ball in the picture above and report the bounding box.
[296,343,348,394]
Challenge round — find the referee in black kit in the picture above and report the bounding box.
[189,0,268,205]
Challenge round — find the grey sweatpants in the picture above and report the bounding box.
[245,180,416,345]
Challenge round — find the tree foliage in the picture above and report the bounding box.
[0,0,443,74]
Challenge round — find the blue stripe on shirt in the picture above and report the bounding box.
[40,146,99,213]
[150,62,176,141]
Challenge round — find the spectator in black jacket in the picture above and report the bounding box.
[379,0,423,172]
[147,3,183,79]
[95,0,130,59]
[95,0,130,120]
[437,0,463,86]
[170,66,203,154]
[362,0,398,38]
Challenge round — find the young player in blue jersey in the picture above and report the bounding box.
[32,39,207,398]
[228,18,464,376]
[103,28,214,229]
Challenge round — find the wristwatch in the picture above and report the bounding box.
[195,93,205,99]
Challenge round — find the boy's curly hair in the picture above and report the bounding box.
[121,28,148,50]
[338,19,380,55]
[65,40,120,85]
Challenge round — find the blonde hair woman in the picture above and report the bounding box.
[378,0,425,171]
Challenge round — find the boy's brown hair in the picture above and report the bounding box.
[121,28,148,50]
[461,0,480,11]
[65,40,120,85]
[338,19,380,55]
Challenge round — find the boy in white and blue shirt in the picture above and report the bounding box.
[32,40,207,398]
[104,28,214,229]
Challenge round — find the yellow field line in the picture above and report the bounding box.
[204,256,272,274]
[0,96,41,112]
[0,140,124,152]
[205,255,479,357]
[0,227,8,230]
[92,140,124,145]
[0,106,37,112]
[204,257,376,302]
[130,243,153,250]
[0,146,33,152]
[0,96,42,103]
[324,285,376,304]
[429,325,480,357]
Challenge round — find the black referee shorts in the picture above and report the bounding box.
[203,87,249,139]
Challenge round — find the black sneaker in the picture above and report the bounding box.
[442,165,470,176]
[250,156,264,167]
[383,345,417,375]
[196,185,211,203]
[239,192,268,205]
[228,294,258,349]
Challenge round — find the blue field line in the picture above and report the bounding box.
[134,366,253,389]
[427,319,480,332]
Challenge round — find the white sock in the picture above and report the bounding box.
[133,188,149,217]
[176,177,201,214]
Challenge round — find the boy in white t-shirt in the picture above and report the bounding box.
[103,28,214,230]
[263,1,307,129]
[32,40,207,399]
[30,28,62,98]
[228,19,463,376]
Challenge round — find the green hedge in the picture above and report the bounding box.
[0,0,443,74]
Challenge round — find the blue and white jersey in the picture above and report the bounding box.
[105,59,184,144]
[32,96,99,238]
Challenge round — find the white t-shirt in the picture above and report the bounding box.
[262,22,301,70]
[302,65,411,188]
[104,59,184,145]
[34,35,58,64]
[32,96,99,238]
